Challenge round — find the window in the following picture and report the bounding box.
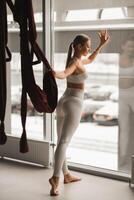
[7,14,13,24]
[66,9,99,21]
[11,53,43,140]
[34,12,42,23]
[8,12,44,140]
[101,7,127,20]
[54,25,134,175]
[57,7,128,22]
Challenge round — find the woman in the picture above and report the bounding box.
[118,37,134,172]
[49,30,110,196]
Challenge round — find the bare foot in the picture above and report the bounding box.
[64,173,81,184]
[49,176,60,196]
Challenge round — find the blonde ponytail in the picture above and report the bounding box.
[65,34,90,68]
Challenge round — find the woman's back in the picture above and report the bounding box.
[66,71,88,84]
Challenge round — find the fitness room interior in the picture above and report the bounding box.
[0,0,134,199]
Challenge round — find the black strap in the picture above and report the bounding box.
[0,0,15,145]
[0,0,8,144]
[27,0,52,71]
[6,0,14,14]
[13,0,40,153]
[9,0,58,153]
[20,88,28,153]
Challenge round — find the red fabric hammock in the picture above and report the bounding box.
[0,0,58,153]
[0,0,12,145]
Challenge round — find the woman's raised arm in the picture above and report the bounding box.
[82,30,110,65]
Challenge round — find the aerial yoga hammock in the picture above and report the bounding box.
[0,0,12,145]
[0,0,58,153]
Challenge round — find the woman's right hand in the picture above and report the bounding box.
[98,30,110,46]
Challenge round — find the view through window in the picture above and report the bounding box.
[9,11,44,140]
[54,30,134,174]
[54,2,134,175]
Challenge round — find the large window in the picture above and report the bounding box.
[101,7,127,20]
[54,0,134,175]
[55,7,128,22]
[8,10,44,140]
[66,9,99,21]
[54,30,134,175]
[11,53,43,139]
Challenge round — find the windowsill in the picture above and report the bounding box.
[8,18,134,33]
[55,19,134,31]
[68,162,131,182]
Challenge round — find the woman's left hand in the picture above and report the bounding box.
[98,30,110,46]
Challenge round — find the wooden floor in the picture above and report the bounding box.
[0,158,134,200]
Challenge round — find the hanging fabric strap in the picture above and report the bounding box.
[27,0,58,113]
[27,0,51,70]
[13,0,58,153]
[0,0,58,152]
[0,0,12,145]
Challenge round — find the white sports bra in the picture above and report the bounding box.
[67,71,88,84]
[119,66,134,78]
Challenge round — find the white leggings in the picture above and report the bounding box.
[119,86,134,167]
[53,88,84,177]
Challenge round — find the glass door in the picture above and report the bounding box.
[7,0,53,142]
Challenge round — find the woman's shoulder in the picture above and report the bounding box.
[69,58,86,74]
